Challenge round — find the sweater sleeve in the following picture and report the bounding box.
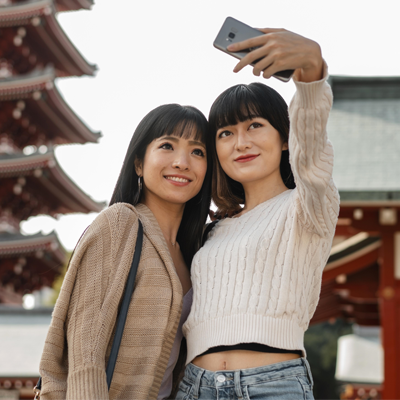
[289,64,340,237]
[39,204,139,400]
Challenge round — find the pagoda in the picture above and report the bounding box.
[0,0,103,305]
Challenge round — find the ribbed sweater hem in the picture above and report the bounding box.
[185,314,306,364]
[66,365,108,400]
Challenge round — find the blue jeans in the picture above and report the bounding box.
[175,358,314,400]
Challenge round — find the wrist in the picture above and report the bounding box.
[294,43,323,83]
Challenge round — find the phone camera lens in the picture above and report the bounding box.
[228,32,235,39]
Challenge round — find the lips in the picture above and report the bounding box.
[164,175,192,186]
[234,154,260,163]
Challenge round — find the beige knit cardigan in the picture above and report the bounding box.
[39,203,183,400]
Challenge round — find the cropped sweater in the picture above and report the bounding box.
[183,74,340,363]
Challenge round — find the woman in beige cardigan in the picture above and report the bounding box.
[38,104,213,400]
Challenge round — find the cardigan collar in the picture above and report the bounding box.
[130,202,183,299]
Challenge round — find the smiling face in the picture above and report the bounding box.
[136,130,207,207]
[216,117,288,186]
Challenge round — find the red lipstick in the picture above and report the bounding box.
[234,154,260,163]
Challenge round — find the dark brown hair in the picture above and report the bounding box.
[110,104,212,267]
[208,82,295,215]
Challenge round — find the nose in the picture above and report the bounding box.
[172,150,190,170]
[235,130,252,151]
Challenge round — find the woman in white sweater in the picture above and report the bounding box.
[177,29,339,399]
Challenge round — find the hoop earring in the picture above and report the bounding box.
[138,176,142,194]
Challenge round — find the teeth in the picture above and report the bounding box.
[166,176,189,183]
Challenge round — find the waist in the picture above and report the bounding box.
[193,345,301,371]
[200,343,303,356]
[184,357,313,387]
[184,314,306,364]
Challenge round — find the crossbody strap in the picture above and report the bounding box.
[106,220,144,389]
[34,220,144,399]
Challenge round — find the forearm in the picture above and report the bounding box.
[66,365,109,400]
[289,67,339,235]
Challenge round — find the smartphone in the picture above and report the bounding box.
[213,17,294,82]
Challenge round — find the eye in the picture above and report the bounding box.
[249,122,262,130]
[159,142,173,150]
[218,130,232,139]
[192,148,205,157]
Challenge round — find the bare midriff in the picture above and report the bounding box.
[192,350,301,371]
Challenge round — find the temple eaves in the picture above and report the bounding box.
[55,0,94,12]
[0,150,106,217]
[0,66,101,145]
[0,0,96,77]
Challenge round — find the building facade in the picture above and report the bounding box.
[311,75,400,400]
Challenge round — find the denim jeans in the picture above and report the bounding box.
[175,358,314,400]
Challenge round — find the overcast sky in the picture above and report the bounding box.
[20,0,400,250]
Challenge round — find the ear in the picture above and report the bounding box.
[282,142,288,151]
[134,157,143,177]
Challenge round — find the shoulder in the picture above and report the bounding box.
[99,202,139,228]
[80,203,140,248]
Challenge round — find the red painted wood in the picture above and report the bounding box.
[379,232,400,399]
[323,248,380,282]
[335,224,361,236]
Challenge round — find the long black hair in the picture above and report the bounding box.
[208,82,295,214]
[110,104,212,267]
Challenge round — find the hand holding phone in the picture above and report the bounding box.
[214,17,323,83]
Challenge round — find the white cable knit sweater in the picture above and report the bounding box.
[183,75,340,364]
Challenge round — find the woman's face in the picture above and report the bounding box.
[137,129,207,206]
[216,117,287,186]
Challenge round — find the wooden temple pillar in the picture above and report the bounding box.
[343,206,400,399]
[379,227,400,399]
[335,203,400,398]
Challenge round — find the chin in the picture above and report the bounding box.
[163,194,194,205]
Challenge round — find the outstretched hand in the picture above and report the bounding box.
[227,28,324,83]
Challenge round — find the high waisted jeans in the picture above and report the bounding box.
[175,358,314,400]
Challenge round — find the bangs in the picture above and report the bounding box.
[154,105,207,145]
[209,85,266,132]
[164,118,205,143]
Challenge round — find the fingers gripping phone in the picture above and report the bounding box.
[213,17,294,82]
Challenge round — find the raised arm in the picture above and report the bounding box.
[289,72,339,236]
[227,28,339,236]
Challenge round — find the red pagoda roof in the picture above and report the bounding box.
[0,67,100,146]
[0,0,96,77]
[0,230,66,294]
[0,230,64,261]
[311,233,381,326]
[55,0,94,11]
[0,151,105,220]
[9,0,94,12]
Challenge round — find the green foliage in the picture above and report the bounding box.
[304,319,353,400]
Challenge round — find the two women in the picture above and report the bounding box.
[39,27,338,400]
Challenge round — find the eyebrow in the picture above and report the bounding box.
[217,115,263,130]
[157,136,206,149]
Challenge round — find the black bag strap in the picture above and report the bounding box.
[34,220,144,399]
[202,220,218,246]
[106,220,143,389]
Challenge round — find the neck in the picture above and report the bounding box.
[242,172,288,214]
[140,195,184,246]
